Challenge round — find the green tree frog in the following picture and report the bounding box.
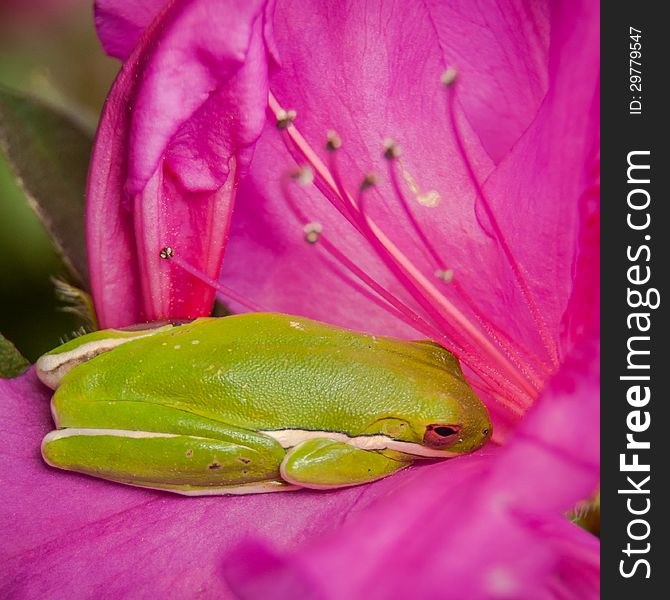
[35,313,492,496]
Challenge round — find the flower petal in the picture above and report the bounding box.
[415,0,551,163]
[0,370,496,598]
[267,0,548,165]
[95,0,166,60]
[220,0,598,402]
[223,311,599,599]
[478,0,599,364]
[87,0,272,327]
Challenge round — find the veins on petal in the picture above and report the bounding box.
[441,69,559,370]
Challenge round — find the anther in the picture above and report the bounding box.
[303,222,323,244]
[159,246,174,260]
[440,67,458,87]
[326,130,342,152]
[276,109,297,129]
[383,139,401,160]
[360,173,378,191]
[435,269,454,283]
[290,166,315,186]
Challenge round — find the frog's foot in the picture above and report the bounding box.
[280,438,409,490]
[41,428,290,495]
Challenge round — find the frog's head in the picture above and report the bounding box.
[414,386,493,456]
[378,385,493,459]
[363,340,493,459]
[360,381,492,459]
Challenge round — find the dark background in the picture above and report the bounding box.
[0,1,117,360]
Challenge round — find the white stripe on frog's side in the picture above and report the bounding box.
[35,332,159,390]
[42,428,179,448]
[260,429,458,458]
[165,482,301,496]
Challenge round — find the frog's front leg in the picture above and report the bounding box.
[280,439,410,490]
[42,399,296,495]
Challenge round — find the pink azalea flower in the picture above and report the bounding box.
[1,0,599,598]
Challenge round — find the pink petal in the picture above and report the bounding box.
[223,313,599,599]
[219,0,598,389]
[266,0,548,166]
[0,370,496,598]
[95,0,166,60]
[416,0,551,163]
[96,0,547,161]
[87,0,272,327]
[478,0,599,363]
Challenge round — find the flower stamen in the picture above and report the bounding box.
[386,149,548,387]
[360,173,378,191]
[290,166,315,186]
[269,92,538,404]
[325,130,342,152]
[279,174,452,343]
[440,67,458,87]
[268,95,360,229]
[357,184,537,399]
[435,269,454,283]
[385,147,448,272]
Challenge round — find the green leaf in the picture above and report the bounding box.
[0,332,30,378]
[0,87,92,287]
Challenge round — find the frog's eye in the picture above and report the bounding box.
[423,424,462,448]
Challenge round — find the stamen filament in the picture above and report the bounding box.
[319,250,420,328]
[319,236,459,348]
[279,175,450,343]
[269,94,354,218]
[357,187,538,399]
[326,148,365,222]
[387,155,447,271]
[269,92,538,403]
[320,226,530,406]
[388,157,548,386]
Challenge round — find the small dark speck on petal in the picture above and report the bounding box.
[209,462,222,470]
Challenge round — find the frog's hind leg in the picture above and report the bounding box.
[43,398,293,495]
[41,428,296,495]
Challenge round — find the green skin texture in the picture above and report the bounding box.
[38,313,492,495]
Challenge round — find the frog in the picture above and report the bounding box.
[35,313,492,495]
